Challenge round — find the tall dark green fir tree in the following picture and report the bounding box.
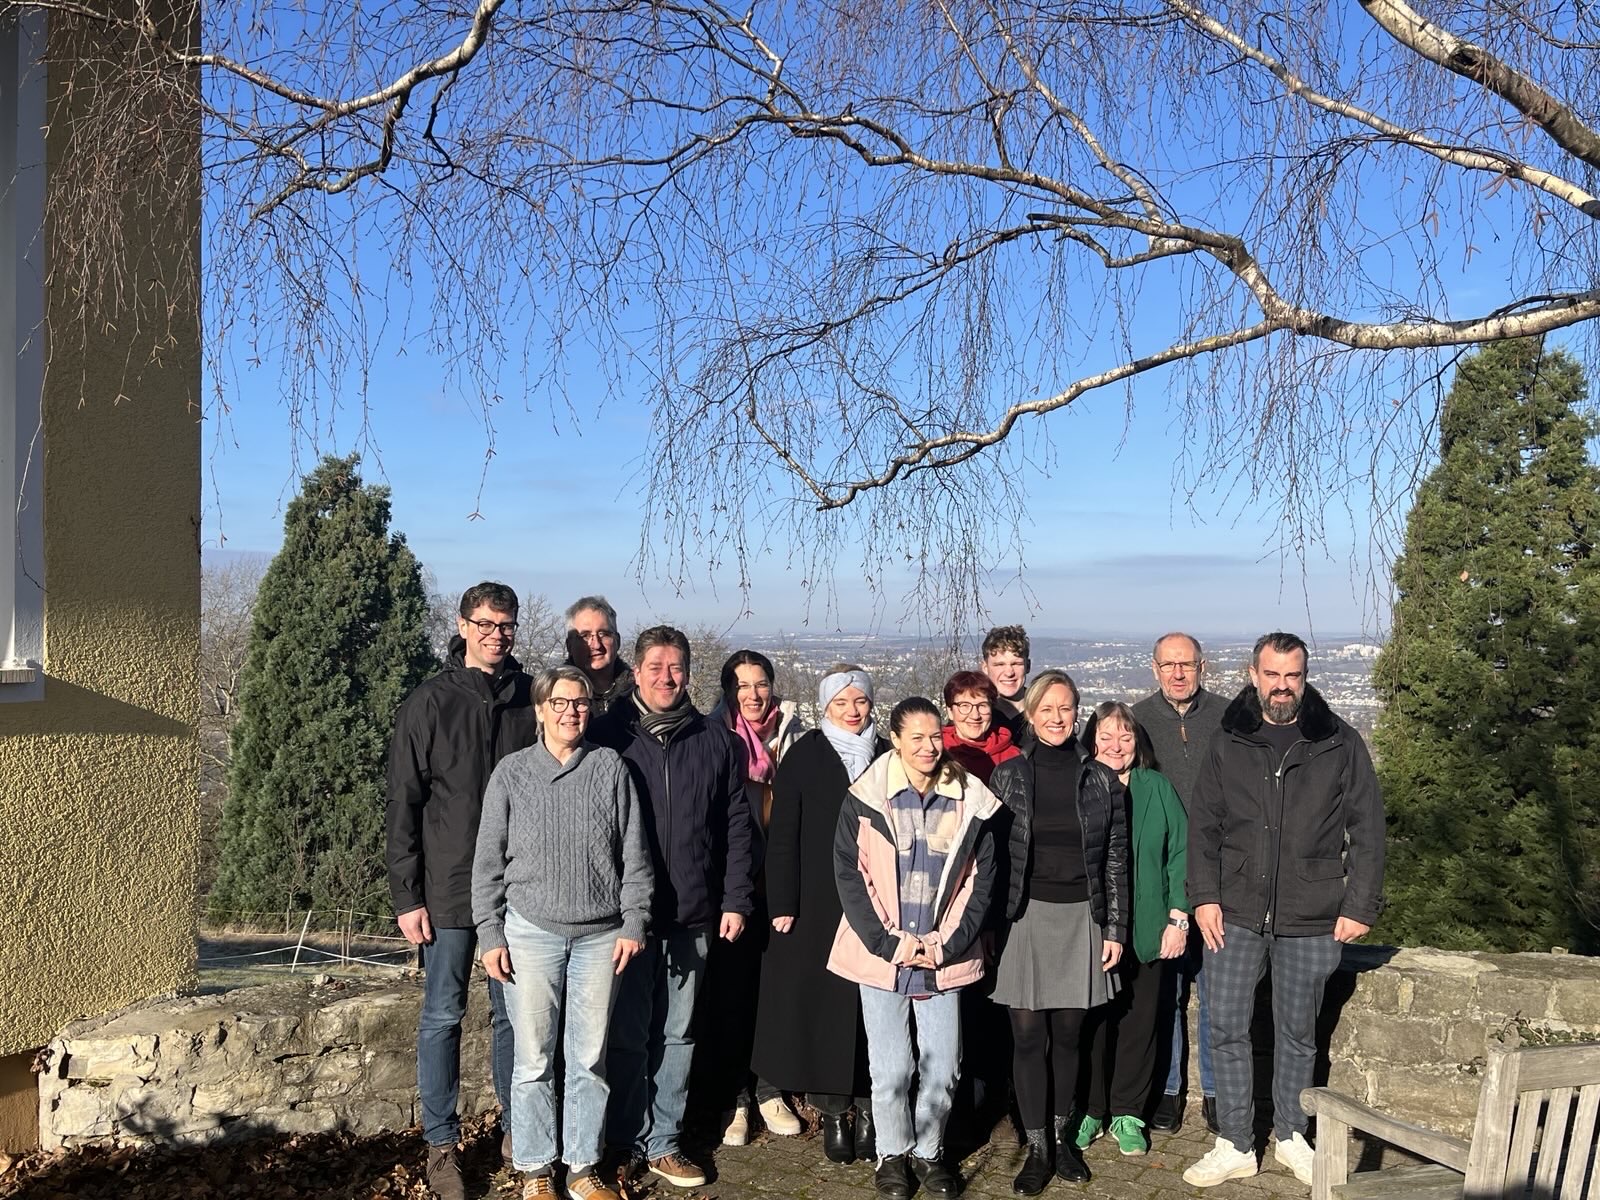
[208,455,436,923]
[1373,339,1600,953]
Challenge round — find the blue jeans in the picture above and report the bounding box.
[501,911,621,1173]
[419,925,514,1146]
[605,929,708,1161]
[1206,925,1341,1152]
[859,986,962,1162]
[1164,939,1215,1096]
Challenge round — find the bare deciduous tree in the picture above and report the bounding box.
[198,555,265,897]
[29,0,1600,619]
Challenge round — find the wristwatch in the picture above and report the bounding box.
[1168,916,1190,931]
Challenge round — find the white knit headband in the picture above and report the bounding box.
[818,669,873,708]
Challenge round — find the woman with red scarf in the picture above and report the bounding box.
[941,671,1023,783]
[938,670,1023,1146]
[698,650,807,1147]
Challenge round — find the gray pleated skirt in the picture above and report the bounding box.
[990,898,1121,1011]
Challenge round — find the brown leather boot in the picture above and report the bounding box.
[425,1144,466,1200]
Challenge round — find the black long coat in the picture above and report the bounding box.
[750,729,885,1096]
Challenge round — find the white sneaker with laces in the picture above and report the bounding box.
[722,1103,751,1147]
[1183,1136,1259,1188]
[758,1095,803,1136]
[1274,1131,1316,1186]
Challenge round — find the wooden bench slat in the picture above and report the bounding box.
[1515,1043,1600,1092]
[1532,1087,1573,1196]
[1504,1089,1546,1194]
[1303,1087,1470,1171]
[1558,1084,1599,1200]
[1333,1164,1463,1200]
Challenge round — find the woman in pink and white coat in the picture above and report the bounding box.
[828,696,1003,1200]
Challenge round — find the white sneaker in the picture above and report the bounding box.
[758,1095,803,1136]
[1274,1132,1316,1186]
[1183,1137,1259,1188]
[722,1103,751,1147]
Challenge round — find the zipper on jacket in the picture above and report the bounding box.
[1263,740,1306,933]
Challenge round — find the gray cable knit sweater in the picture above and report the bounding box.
[472,741,654,951]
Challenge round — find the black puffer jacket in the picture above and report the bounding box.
[1187,684,1386,936]
[385,639,536,928]
[989,742,1130,945]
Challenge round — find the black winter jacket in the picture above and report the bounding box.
[989,742,1130,945]
[385,639,536,928]
[590,698,757,933]
[1187,684,1386,936]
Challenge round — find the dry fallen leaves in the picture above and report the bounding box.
[0,1112,506,1200]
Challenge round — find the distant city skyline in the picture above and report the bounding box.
[204,392,1394,640]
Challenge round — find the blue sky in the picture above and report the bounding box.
[205,340,1394,640]
[196,5,1590,643]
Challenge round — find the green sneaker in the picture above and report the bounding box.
[1109,1114,1147,1156]
[1073,1113,1103,1149]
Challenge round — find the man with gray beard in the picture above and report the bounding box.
[1182,633,1385,1192]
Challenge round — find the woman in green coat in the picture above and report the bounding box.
[1075,701,1188,1157]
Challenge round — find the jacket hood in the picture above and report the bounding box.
[1221,682,1339,742]
[849,749,1002,822]
[445,634,524,677]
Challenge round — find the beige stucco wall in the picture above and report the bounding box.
[0,8,200,1062]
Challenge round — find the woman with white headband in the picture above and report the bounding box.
[751,664,886,1166]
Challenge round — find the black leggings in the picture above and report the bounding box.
[1008,1007,1087,1130]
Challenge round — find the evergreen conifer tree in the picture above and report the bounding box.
[1373,339,1600,953]
[208,455,436,924]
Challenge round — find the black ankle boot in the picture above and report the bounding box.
[874,1153,912,1199]
[821,1112,855,1164]
[855,1107,877,1162]
[910,1155,961,1198]
[1054,1139,1091,1184]
[1012,1129,1053,1196]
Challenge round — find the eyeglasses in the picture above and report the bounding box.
[574,630,617,644]
[546,696,593,713]
[1156,660,1200,674]
[466,618,518,637]
[950,700,992,715]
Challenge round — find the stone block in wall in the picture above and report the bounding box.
[1336,1011,1448,1068]
[38,976,491,1149]
[1550,977,1600,1027]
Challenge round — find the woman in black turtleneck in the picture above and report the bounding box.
[987,670,1130,1194]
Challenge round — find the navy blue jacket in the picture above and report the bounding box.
[590,698,757,933]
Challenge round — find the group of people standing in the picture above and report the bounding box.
[386,587,1387,1200]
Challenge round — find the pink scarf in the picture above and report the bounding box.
[726,704,781,784]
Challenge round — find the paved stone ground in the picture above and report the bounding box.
[577,1107,1321,1200]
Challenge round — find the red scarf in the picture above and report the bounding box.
[941,723,1020,784]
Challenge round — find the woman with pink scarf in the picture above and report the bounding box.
[696,650,808,1145]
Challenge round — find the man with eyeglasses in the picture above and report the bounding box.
[564,595,635,717]
[387,581,535,1200]
[1132,633,1223,1137]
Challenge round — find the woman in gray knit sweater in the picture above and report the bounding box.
[473,665,654,1200]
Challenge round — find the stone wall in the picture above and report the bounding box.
[37,977,498,1149]
[1318,946,1600,1137]
[38,949,1600,1149]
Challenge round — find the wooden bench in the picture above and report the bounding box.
[1301,1041,1599,1200]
